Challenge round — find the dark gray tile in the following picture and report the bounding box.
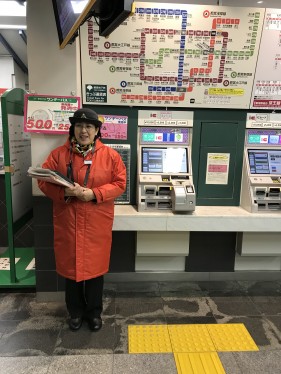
[208,296,262,318]
[265,315,281,336]
[0,293,35,320]
[0,318,63,356]
[162,296,213,318]
[54,319,115,355]
[115,297,164,319]
[159,281,204,295]
[250,296,281,316]
[115,282,160,295]
[198,281,248,296]
[238,281,281,297]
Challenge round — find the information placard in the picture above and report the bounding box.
[250,9,281,109]
[80,3,265,109]
[24,94,80,134]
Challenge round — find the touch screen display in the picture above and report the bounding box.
[248,149,281,175]
[142,147,188,173]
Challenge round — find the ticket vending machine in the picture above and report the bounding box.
[137,110,195,213]
[240,113,281,213]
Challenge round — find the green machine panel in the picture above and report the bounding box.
[193,111,246,206]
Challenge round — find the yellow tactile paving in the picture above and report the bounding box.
[174,352,226,374]
[128,325,172,353]
[168,324,216,353]
[207,323,259,352]
[128,323,259,373]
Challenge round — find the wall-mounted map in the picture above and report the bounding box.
[80,2,265,109]
[250,9,281,109]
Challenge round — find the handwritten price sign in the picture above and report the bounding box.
[24,94,80,134]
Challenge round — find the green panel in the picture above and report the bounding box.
[1,88,27,283]
[192,110,246,206]
[201,122,239,146]
[0,247,35,287]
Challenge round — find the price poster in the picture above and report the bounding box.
[24,94,80,134]
[100,114,128,140]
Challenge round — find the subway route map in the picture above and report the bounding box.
[80,2,266,109]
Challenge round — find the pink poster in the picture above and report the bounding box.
[100,115,128,140]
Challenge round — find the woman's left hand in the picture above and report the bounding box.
[77,187,95,202]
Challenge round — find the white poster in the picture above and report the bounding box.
[8,114,32,222]
[206,153,230,184]
[80,3,265,108]
[250,9,281,109]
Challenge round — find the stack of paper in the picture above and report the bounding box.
[27,167,74,188]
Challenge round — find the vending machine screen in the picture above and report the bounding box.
[248,149,281,175]
[142,147,188,173]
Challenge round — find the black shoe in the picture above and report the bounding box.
[68,317,83,331]
[88,317,102,332]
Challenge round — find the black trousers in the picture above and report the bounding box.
[65,275,104,319]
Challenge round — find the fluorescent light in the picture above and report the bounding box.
[0,25,26,29]
[257,1,263,3]
[0,1,26,16]
[71,0,88,14]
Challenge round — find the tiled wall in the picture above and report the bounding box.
[33,196,237,293]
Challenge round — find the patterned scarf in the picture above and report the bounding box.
[71,137,94,157]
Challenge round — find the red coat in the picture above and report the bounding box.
[38,139,126,282]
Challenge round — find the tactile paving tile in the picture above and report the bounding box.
[26,258,35,270]
[128,325,172,353]
[0,258,20,270]
[174,352,226,374]
[207,323,259,352]
[168,324,216,353]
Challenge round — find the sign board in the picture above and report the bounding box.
[80,3,265,109]
[24,94,80,134]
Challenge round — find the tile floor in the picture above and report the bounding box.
[0,280,281,373]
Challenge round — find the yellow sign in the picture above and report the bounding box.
[208,88,244,96]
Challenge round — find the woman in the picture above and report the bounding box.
[38,108,126,332]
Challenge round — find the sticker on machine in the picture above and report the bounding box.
[206,153,230,185]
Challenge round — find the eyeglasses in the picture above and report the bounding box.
[75,123,96,131]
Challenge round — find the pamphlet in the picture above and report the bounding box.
[27,167,74,188]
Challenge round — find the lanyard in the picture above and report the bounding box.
[67,146,95,187]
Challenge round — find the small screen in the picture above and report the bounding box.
[248,149,281,175]
[142,147,188,173]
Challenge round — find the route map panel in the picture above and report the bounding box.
[250,9,281,109]
[80,2,265,109]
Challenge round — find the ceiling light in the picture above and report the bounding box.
[257,1,263,3]
[0,25,27,29]
[0,1,26,16]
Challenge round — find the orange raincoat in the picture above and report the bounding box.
[38,139,126,282]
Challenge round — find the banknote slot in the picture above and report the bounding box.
[144,186,156,195]
[158,186,171,196]
[158,201,171,209]
[268,203,281,210]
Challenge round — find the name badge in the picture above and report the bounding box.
[84,160,92,165]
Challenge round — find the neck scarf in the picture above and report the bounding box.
[71,137,94,157]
